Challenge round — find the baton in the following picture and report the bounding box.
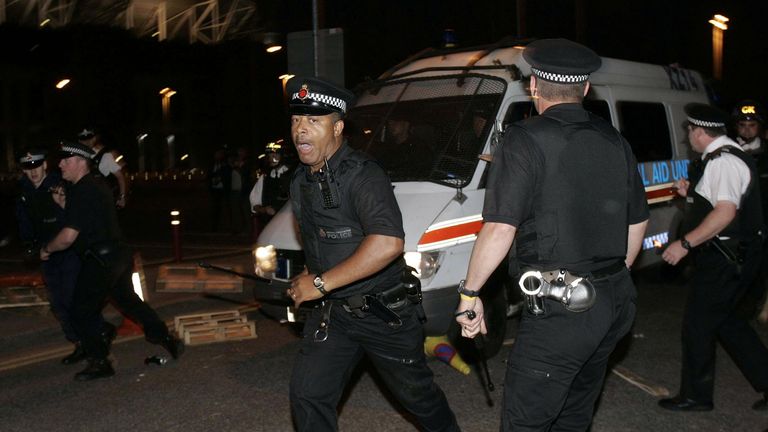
[466,310,495,398]
[198,261,272,283]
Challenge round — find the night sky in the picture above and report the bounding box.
[1,0,767,170]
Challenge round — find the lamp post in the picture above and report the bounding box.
[159,87,176,123]
[708,14,729,80]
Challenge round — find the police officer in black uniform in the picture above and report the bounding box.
[15,148,114,364]
[284,77,459,432]
[455,39,649,431]
[40,142,183,381]
[249,142,292,219]
[660,103,768,411]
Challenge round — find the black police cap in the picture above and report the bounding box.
[732,100,764,124]
[18,148,46,169]
[523,38,601,84]
[287,76,355,116]
[59,141,95,160]
[684,103,727,129]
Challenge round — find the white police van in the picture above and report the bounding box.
[251,38,709,356]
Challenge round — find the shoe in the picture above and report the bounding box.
[160,335,185,359]
[658,395,714,412]
[61,343,87,365]
[753,392,768,411]
[74,358,115,381]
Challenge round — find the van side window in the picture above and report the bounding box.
[617,102,672,162]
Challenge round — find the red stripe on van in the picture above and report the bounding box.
[646,186,676,202]
[418,220,484,246]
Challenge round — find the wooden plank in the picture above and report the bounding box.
[611,364,670,397]
[183,321,257,346]
[156,264,244,293]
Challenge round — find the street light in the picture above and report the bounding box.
[708,14,729,80]
[55,79,70,89]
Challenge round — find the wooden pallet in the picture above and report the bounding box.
[183,320,257,346]
[155,264,244,293]
[174,310,246,337]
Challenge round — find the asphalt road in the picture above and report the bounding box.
[1,239,767,432]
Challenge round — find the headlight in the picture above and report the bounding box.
[404,251,441,279]
[253,245,277,278]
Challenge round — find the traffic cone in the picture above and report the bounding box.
[117,252,147,336]
[424,335,470,375]
[117,317,144,336]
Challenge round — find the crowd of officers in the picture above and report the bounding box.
[9,37,768,431]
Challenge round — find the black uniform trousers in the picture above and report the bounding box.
[679,241,768,403]
[72,246,169,359]
[42,250,83,343]
[502,268,636,432]
[289,301,460,432]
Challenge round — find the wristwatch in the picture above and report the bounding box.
[313,273,328,296]
[457,280,480,298]
[680,236,692,250]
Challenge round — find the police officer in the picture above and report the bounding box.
[249,141,291,218]
[732,100,768,322]
[284,77,459,432]
[455,39,649,431]
[77,127,128,208]
[660,103,768,411]
[733,100,766,156]
[15,148,115,364]
[40,142,183,381]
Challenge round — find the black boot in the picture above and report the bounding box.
[61,343,87,365]
[160,335,185,359]
[74,358,115,381]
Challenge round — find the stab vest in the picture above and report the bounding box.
[290,145,403,299]
[18,173,64,244]
[515,113,632,272]
[683,145,763,240]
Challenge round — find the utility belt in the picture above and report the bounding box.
[81,241,121,268]
[702,234,762,274]
[518,260,625,316]
[313,268,423,342]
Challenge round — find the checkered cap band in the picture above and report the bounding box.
[291,91,347,113]
[687,116,726,128]
[531,67,589,83]
[61,143,94,159]
[19,153,45,164]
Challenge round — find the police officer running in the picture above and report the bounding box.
[40,142,183,381]
[455,39,649,431]
[660,103,768,411]
[15,148,115,365]
[284,77,459,432]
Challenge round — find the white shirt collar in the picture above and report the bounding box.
[701,135,737,159]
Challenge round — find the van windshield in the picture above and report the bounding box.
[345,75,506,187]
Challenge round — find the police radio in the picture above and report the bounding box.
[317,158,340,209]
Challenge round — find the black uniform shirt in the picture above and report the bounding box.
[291,142,405,298]
[484,103,649,271]
[63,172,122,255]
[16,172,65,244]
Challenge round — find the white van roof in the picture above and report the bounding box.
[380,39,706,94]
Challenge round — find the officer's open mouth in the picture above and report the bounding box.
[296,142,313,153]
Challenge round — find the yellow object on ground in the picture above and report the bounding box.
[424,335,470,375]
